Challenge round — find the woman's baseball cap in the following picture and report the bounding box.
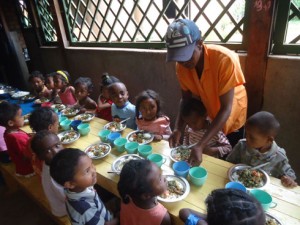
[165,19,201,62]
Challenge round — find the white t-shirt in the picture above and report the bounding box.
[42,162,67,217]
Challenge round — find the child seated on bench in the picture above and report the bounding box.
[31,130,66,217]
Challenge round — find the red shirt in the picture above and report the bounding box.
[96,96,113,122]
[4,129,34,175]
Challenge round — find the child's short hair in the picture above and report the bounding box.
[55,70,70,84]
[29,107,56,132]
[50,148,86,186]
[135,89,162,119]
[101,72,120,87]
[28,70,44,82]
[0,102,20,127]
[246,111,280,136]
[45,72,56,79]
[74,77,94,93]
[118,159,153,204]
[206,189,265,225]
[180,98,206,118]
[31,130,57,157]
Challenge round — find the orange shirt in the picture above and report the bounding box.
[177,44,247,134]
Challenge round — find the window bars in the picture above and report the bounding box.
[17,0,32,28]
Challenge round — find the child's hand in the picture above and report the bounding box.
[154,134,163,141]
[281,175,298,188]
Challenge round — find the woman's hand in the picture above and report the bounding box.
[188,145,204,166]
[281,175,298,188]
[168,130,181,148]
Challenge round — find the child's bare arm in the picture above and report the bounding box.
[97,96,111,110]
[281,175,298,188]
[160,211,172,225]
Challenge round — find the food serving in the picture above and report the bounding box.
[170,146,191,162]
[157,175,190,202]
[228,164,270,189]
[126,130,154,144]
[111,154,143,174]
[51,104,66,111]
[75,113,95,122]
[265,212,282,225]
[104,121,126,132]
[34,97,50,104]
[61,108,80,117]
[58,130,80,144]
[85,142,111,159]
[11,91,29,99]
[20,95,35,102]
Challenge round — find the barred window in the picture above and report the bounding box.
[61,0,248,50]
[17,0,32,28]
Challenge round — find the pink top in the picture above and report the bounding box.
[0,126,7,152]
[136,116,172,135]
[58,86,77,105]
[120,200,167,225]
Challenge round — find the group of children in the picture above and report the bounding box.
[0,69,298,225]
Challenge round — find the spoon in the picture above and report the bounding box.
[250,162,270,170]
[119,117,130,123]
[107,171,119,174]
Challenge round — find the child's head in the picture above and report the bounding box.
[29,107,59,133]
[53,70,70,89]
[205,188,265,225]
[245,111,280,150]
[108,82,129,107]
[100,73,120,99]
[0,102,23,128]
[28,71,45,93]
[31,130,63,165]
[117,159,167,204]
[181,98,207,131]
[50,148,97,192]
[135,90,161,121]
[74,77,93,101]
[45,72,56,90]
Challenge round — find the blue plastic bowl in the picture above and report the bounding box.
[70,120,82,131]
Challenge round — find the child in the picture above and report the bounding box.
[74,77,97,112]
[54,70,77,106]
[227,111,297,188]
[135,90,171,141]
[117,159,171,225]
[28,71,52,99]
[50,148,117,225]
[108,82,136,129]
[45,72,61,103]
[28,107,59,177]
[0,102,34,176]
[96,73,120,121]
[181,98,232,158]
[179,188,265,225]
[31,130,66,217]
[0,125,10,163]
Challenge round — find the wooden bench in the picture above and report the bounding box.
[0,162,71,225]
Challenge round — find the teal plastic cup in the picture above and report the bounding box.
[125,142,139,154]
[60,119,72,131]
[77,123,90,136]
[250,189,277,211]
[188,166,208,186]
[114,137,127,153]
[225,181,247,192]
[59,116,67,123]
[98,129,111,142]
[147,153,166,168]
[138,145,152,158]
[172,161,190,178]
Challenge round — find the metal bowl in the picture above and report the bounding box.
[265,212,283,225]
[103,121,126,132]
[85,142,111,159]
[111,154,144,174]
[227,164,270,190]
[169,146,191,162]
[126,130,154,145]
[61,108,80,117]
[58,130,80,145]
[75,113,95,122]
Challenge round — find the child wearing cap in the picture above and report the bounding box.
[165,19,247,166]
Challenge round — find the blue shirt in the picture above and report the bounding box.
[111,101,136,129]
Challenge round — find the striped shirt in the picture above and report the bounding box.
[65,187,111,225]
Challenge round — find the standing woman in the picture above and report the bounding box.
[166,19,247,166]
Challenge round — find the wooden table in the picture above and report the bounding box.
[23,117,300,225]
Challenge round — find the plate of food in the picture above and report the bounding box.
[126,130,154,144]
[170,146,191,162]
[23,114,30,125]
[157,175,190,203]
[51,104,66,111]
[228,164,270,190]
[58,130,80,144]
[20,95,36,102]
[61,108,80,117]
[11,91,30,99]
[75,113,95,122]
[103,121,126,132]
[85,142,111,159]
[34,97,50,104]
[265,212,283,225]
[111,154,144,174]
